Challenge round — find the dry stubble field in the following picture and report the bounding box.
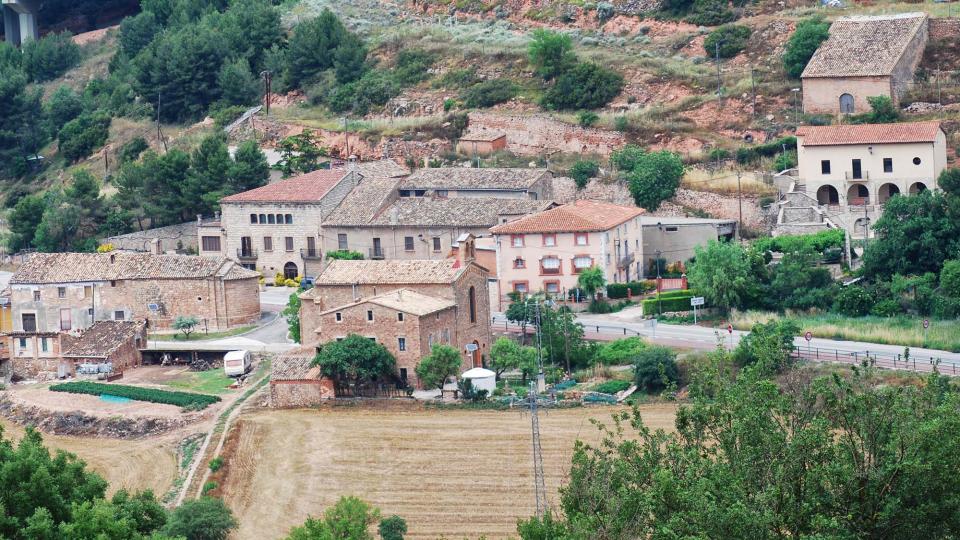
[0,419,178,497]
[220,404,678,539]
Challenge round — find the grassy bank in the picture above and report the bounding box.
[149,325,255,342]
[732,311,960,352]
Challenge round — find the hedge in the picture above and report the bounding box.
[607,281,657,299]
[50,382,220,409]
[753,229,844,254]
[643,290,696,314]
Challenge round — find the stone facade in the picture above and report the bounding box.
[270,379,335,407]
[467,112,626,157]
[929,18,960,40]
[6,333,66,380]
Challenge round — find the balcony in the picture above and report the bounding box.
[301,248,323,260]
[845,171,869,181]
[236,248,258,260]
[369,247,385,259]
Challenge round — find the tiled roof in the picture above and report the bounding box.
[322,160,409,226]
[320,288,455,317]
[363,197,553,228]
[272,350,323,380]
[9,253,258,284]
[220,168,350,203]
[490,200,645,234]
[801,13,927,78]
[400,168,550,190]
[796,121,942,146]
[316,259,463,285]
[62,320,146,358]
[460,131,506,142]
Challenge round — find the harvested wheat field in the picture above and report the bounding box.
[221,404,677,539]
[0,419,178,496]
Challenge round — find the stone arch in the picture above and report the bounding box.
[816,184,840,205]
[847,183,869,205]
[840,93,855,114]
[909,181,927,194]
[854,217,871,238]
[283,262,298,280]
[878,183,900,203]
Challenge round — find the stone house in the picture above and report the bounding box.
[397,168,553,200]
[7,252,261,334]
[490,200,645,309]
[640,217,738,274]
[6,331,65,380]
[60,320,147,375]
[270,351,334,407]
[300,242,492,385]
[801,13,928,115]
[456,132,507,156]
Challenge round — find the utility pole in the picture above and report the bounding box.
[863,206,870,250]
[156,92,167,152]
[655,250,662,315]
[936,64,942,105]
[534,300,545,393]
[261,70,272,115]
[528,380,547,518]
[341,117,350,159]
[750,67,757,117]
[715,41,723,109]
[736,170,743,236]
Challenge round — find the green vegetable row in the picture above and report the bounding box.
[50,381,220,409]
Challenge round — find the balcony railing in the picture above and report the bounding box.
[236,248,258,259]
[369,247,385,259]
[845,170,869,180]
[300,248,322,260]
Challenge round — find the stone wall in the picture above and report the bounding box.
[269,378,334,407]
[891,18,929,100]
[102,221,201,253]
[467,112,626,157]
[929,18,960,40]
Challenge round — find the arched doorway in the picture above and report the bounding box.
[283,262,298,280]
[878,183,900,204]
[816,185,840,205]
[847,184,869,206]
[471,340,481,368]
[839,93,855,114]
[909,181,927,194]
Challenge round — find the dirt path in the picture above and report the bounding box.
[219,404,677,539]
[0,419,178,496]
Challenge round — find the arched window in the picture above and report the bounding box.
[839,93,855,114]
[283,262,298,280]
[468,286,476,323]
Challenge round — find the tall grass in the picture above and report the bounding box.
[732,310,960,352]
[683,168,776,195]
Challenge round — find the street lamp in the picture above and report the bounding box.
[655,249,663,315]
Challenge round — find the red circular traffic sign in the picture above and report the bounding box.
[923,319,930,329]
[804,331,813,342]
[727,324,733,334]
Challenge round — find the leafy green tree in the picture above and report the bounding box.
[940,259,960,298]
[539,304,592,372]
[541,62,624,110]
[687,240,753,312]
[44,85,84,135]
[732,319,799,372]
[568,160,599,190]
[277,130,328,177]
[119,11,160,57]
[21,31,81,82]
[173,315,200,339]
[596,337,646,366]
[0,69,45,176]
[576,266,605,300]
[703,25,751,58]
[6,194,46,252]
[283,292,301,344]
[162,497,237,540]
[185,133,233,214]
[114,149,192,227]
[767,249,835,311]
[313,334,397,388]
[229,140,270,193]
[783,16,830,79]
[33,170,106,252]
[832,285,875,317]
[527,29,575,80]
[939,168,960,196]
[217,58,260,107]
[505,294,535,345]
[633,345,678,392]
[610,144,645,172]
[393,49,434,86]
[286,9,348,87]
[215,0,282,73]
[119,137,150,164]
[286,496,380,540]
[625,150,684,211]
[327,70,401,115]
[576,110,599,128]
[460,79,518,108]
[333,32,368,84]
[378,515,407,540]
[489,337,522,379]
[416,344,463,391]
[851,95,900,124]
[58,112,112,162]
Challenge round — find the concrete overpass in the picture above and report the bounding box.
[2,0,38,46]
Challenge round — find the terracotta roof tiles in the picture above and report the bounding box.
[221,168,350,203]
[796,121,942,146]
[490,200,644,235]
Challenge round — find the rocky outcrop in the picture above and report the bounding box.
[0,395,189,439]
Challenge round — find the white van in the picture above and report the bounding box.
[223,350,252,377]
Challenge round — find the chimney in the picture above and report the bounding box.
[197,214,202,226]
[151,238,162,255]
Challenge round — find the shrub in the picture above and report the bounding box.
[50,382,220,409]
[783,16,830,79]
[577,110,599,127]
[703,25,751,58]
[642,291,695,314]
[686,0,736,26]
[735,136,797,165]
[328,70,400,115]
[460,79,517,108]
[753,229,844,254]
[626,150,685,211]
[393,49,434,86]
[202,481,218,495]
[21,31,81,82]
[773,150,797,171]
[588,299,613,313]
[541,62,624,110]
[596,337,646,366]
[606,283,629,299]
[833,286,875,317]
[163,497,237,540]
[58,112,111,162]
[633,346,678,392]
[432,68,478,89]
[325,249,364,260]
[732,319,799,372]
[569,160,599,189]
[208,457,224,472]
[527,28,575,80]
[940,259,960,298]
[119,137,149,163]
[870,299,902,318]
[593,380,631,394]
[379,515,408,540]
[44,85,83,134]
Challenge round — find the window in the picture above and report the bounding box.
[544,281,560,294]
[442,328,450,343]
[367,310,374,322]
[397,312,404,322]
[60,308,71,331]
[41,338,48,353]
[259,214,266,223]
[267,214,276,224]
[415,190,426,197]
[88,308,94,316]
[542,234,556,247]
[821,160,831,174]
[18,338,26,349]
[83,286,92,298]
[511,235,524,248]
[110,280,117,287]
[512,282,528,293]
[400,368,408,382]
[436,189,448,198]
[428,334,434,347]
[913,157,921,165]
[275,214,283,224]
[114,311,125,321]
[399,190,410,197]
[33,290,40,302]
[541,257,561,275]
[665,226,679,232]
[468,286,476,323]
[335,312,342,322]
[851,159,862,179]
[285,214,293,224]
[284,237,294,251]
[839,93,854,114]
[398,337,406,351]
[263,236,273,251]
[573,255,593,273]
[432,237,441,252]
[574,233,588,246]
[21,313,36,332]
[513,257,526,269]
[883,158,893,173]
[250,214,257,224]
[201,236,221,252]
[404,236,415,251]
[58,287,66,298]
[338,234,348,250]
